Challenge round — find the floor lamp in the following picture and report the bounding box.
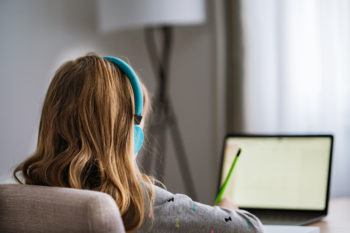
[97,0,206,200]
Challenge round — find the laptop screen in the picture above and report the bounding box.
[220,136,332,211]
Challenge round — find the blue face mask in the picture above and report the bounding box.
[134,125,144,156]
[104,56,144,157]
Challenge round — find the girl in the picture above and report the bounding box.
[14,54,263,233]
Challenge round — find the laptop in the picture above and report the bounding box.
[217,134,333,225]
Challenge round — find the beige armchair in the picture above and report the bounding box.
[0,184,125,233]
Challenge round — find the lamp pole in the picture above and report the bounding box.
[141,26,198,201]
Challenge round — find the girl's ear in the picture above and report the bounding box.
[140,119,145,129]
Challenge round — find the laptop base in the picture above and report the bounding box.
[256,213,324,226]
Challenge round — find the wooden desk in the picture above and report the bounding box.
[310,198,350,233]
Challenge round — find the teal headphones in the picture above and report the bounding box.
[104,56,144,156]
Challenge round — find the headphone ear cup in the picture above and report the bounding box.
[133,125,144,156]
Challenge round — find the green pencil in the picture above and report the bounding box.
[215,148,241,204]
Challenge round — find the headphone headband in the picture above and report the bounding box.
[104,56,143,124]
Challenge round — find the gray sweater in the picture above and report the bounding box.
[137,185,264,233]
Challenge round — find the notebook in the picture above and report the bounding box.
[264,225,320,233]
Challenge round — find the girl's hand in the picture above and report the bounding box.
[218,198,238,210]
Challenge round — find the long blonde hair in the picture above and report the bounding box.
[13,53,154,231]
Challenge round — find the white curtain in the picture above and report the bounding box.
[240,0,350,196]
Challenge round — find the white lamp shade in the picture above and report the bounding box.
[97,0,206,32]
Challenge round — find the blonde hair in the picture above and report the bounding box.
[13,53,154,232]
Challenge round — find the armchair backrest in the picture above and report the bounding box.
[0,184,125,233]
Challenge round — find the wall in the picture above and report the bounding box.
[0,0,225,204]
